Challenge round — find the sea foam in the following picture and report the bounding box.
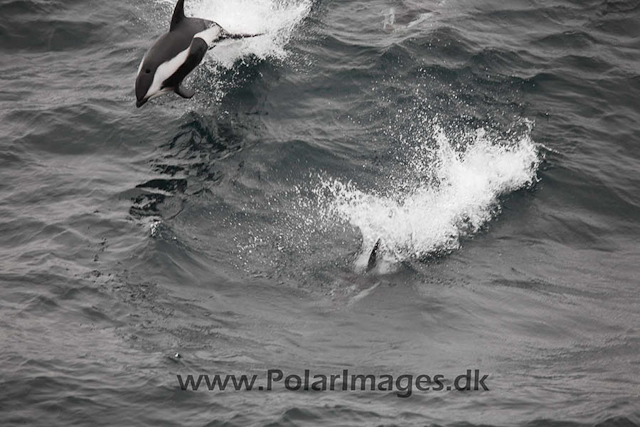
[315,124,540,272]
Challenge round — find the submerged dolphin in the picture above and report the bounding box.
[135,0,262,108]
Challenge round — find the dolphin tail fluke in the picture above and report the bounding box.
[220,28,265,41]
[366,238,382,273]
[175,85,195,99]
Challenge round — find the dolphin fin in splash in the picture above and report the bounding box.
[366,238,381,273]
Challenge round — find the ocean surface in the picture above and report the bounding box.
[1,0,639,425]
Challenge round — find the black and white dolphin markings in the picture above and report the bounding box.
[135,0,263,108]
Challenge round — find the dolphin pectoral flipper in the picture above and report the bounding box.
[175,85,195,99]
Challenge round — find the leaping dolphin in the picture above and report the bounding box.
[135,0,263,108]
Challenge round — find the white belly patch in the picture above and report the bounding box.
[147,48,190,96]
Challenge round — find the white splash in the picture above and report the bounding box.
[316,124,540,270]
[156,0,311,67]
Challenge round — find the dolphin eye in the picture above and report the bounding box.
[145,69,151,74]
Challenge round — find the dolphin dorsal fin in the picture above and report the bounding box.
[170,0,186,31]
[366,238,381,273]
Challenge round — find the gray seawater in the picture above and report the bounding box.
[1,0,639,425]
